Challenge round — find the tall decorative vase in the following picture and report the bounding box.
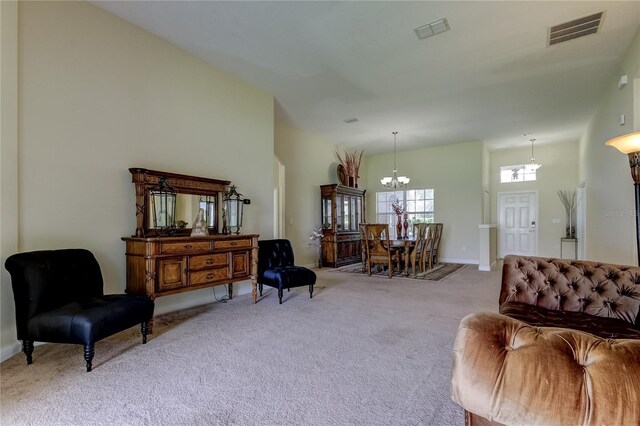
[348,176,355,187]
[565,212,575,238]
[396,214,403,239]
[403,214,409,239]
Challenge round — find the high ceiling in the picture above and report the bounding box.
[93,1,640,153]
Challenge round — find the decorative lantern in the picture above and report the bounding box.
[150,177,177,235]
[199,195,217,230]
[223,185,244,235]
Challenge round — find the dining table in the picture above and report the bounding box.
[389,238,416,276]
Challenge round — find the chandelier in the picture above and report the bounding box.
[526,137,541,171]
[380,131,410,188]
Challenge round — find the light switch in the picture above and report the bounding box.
[621,114,626,125]
[552,218,561,224]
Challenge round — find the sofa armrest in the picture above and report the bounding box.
[451,312,640,426]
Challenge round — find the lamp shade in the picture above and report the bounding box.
[605,131,640,154]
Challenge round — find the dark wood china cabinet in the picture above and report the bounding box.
[320,184,366,267]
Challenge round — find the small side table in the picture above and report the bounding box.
[560,238,578,260]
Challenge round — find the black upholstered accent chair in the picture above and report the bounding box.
[257,239,316,304]
[5,249,154,372]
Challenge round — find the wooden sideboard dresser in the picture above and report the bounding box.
[122,234,259,304]
[123,168,260,322]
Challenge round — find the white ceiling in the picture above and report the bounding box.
[92,1,640,153]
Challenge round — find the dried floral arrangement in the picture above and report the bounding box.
[308,226,324,247]
[558,189,577,238]
[557,190,577,215]
[391,197,405,215]
[336,149,364,179]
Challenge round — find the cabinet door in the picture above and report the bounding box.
[232,251,250,278]
[322,197,332,229]
[350,196,357,231]
[343,195,351,231]
[336,194,344,231]
[157,257,187,292]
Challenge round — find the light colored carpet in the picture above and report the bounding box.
[0,265,501,425]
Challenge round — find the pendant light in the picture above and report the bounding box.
[526,138,541,172]
[380,131,410,188]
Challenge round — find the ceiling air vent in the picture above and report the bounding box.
[414,18,450,40]
[548,11,605,46]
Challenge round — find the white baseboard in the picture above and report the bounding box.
[478,261,498,272]
[440,257,479,265]
[154,280,253,316]
[1,341,21,363]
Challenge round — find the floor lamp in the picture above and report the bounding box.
[606,130,640,265]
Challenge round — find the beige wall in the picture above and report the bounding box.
[1,0,20,361]
[490,141,579,258]
[365,141,484,263]
[579,28,640,265]
[1,1,274,360]
[274,124,338,267]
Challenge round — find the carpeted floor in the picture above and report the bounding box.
[334,263,467,281]
[0,264,501,425]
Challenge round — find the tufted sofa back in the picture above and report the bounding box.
[257,239,295,279]
[500,255,640,326]
[5,249,104,339]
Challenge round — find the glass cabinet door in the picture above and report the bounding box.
[336,194,344,231]
[356,196,362,227]
[350,197,357,231]
[322,197,332,229]
[343,196,351,231]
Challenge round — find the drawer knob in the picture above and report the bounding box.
[206,259,214,265]
[206,273,214,279]
[184,244,193,249]
[230,242,237,246]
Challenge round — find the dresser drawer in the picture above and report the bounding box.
[190,253,228,270]
[215,238,251,250]
[160,241,211,254]
[190,268,229,285]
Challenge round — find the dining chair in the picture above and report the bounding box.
[423,223,444,269]
[408,223,428,275]
[359,223,367,272]
[363,224,401,279]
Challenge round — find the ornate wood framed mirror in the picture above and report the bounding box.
[129,168,230,237]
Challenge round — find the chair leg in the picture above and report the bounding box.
[309,284,314,298]
[278,288,283,304]
[23,340,34,365]
[259,283,263,296]
[84,343,95,372]
[141,321,149,344]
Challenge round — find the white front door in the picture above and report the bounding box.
[498,191,538,258]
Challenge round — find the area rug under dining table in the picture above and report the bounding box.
[332,262,467,282]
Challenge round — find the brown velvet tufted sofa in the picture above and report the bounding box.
[451,255,640,426]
